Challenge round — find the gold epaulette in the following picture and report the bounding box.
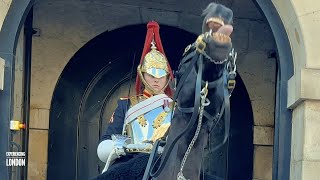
[128,94,147,107]
[119,97,129,100]
[129,96,138,107]
[120,94,149,107]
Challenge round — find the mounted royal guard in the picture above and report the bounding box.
[95,21,174,179]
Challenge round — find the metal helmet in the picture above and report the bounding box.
[135,21,174,96]
[139,40,169,78]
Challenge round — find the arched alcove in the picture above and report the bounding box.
[47,24,253,179]
[47,24,196,179]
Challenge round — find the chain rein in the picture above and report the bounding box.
[176,32,237,180]
[177,82,209,180]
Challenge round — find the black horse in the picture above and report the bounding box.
[148,3,234,180]
[94,2,235,180]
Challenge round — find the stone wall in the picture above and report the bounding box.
[11,26,25,180]
[290,101,320,180]
[0,57,4,90]
[0,0,12,31]
[0,0,279,179]
[234,17,276,180]
[29,1,276,179]
[0,0,12,90]
[274,0,320,179]
[1,0,320,179]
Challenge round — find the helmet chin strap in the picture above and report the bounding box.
[146,86,165,95]
[143,80,169,95]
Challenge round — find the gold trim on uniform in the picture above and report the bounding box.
[124,93,172,147]
[137,115,147,127]
[129,96,138,106]
[151,124,170,142]
[119,97,129,100]
[109,112,115,123]
[135,111,169,129]
[152,111,169,129]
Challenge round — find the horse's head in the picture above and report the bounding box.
[200,3,234,81]
[202,3,233,33]
[195,2,235,136]
[176,3,234,107]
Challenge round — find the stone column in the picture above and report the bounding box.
[0,58,4,90]
[290,100,320,180]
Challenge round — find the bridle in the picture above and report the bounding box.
[143,33,237,180]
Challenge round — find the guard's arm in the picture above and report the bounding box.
[97,99,130,163]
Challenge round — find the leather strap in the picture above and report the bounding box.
[209,69,230,151]
[142,139,166,180]
[149,52,204,178]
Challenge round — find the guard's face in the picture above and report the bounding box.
[143,73,168,93]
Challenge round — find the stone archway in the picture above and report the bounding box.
[1,0,307,179]
[255,1,294,179]
[0,0,33,179]
[47,24,253,180]
[46,25,197,179]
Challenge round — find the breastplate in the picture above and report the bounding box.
[124,106,172,144]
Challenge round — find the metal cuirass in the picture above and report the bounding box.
[122,94,173,148]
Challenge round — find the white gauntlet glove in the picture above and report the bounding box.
[98,134,132,173]
[111,134,132,157]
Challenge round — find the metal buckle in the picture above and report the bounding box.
[183,44,192,56]
[200,81,208,98]
[196,35,206,53]
[227,79,236,90]
[226,48,237,93]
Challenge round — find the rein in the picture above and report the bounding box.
[149,50,204,178]
[177,80,209,180]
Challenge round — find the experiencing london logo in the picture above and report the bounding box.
[6,152,25,166]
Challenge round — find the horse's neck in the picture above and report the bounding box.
[157,111,208,180]
[178,61,225,107]
[157,60,227,180]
